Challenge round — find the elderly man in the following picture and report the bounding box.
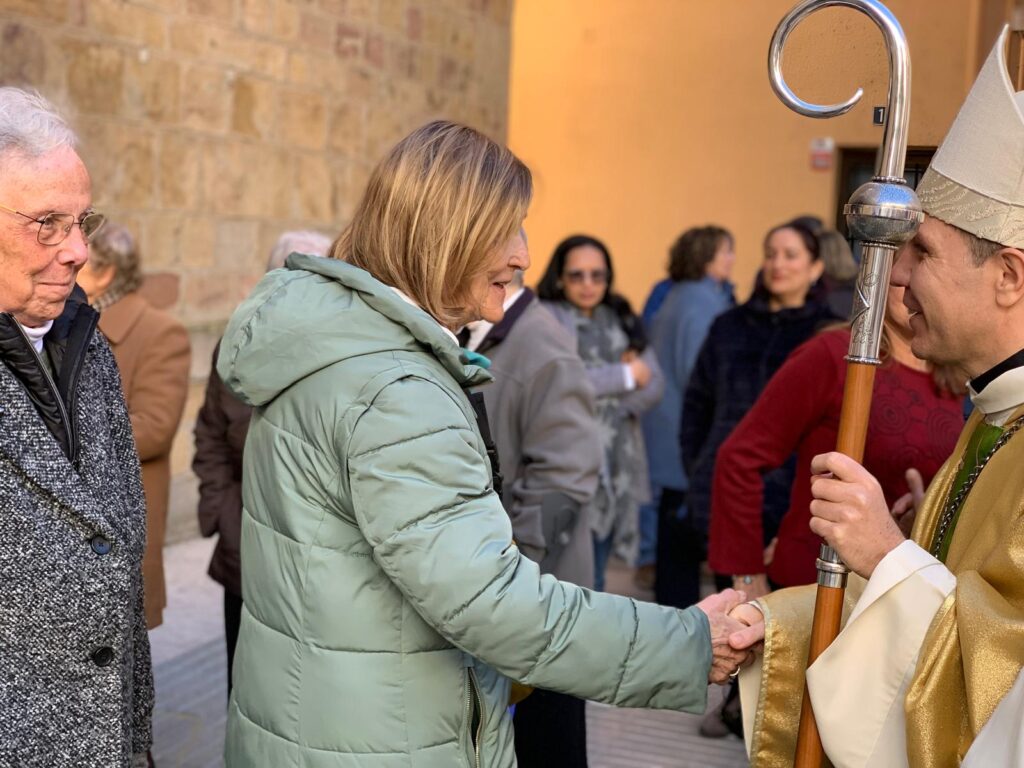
[0,88,153,766]
[730,29,1024,768]
[463,232,601,767]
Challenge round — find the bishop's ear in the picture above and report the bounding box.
[993,247,1024,309]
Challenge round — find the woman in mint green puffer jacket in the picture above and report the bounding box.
[221,121,750,768]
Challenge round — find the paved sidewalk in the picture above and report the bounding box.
[149,537,748,767]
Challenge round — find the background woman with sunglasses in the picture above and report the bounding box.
[537,235,664,591]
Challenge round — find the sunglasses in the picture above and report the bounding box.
[564,269,609,285]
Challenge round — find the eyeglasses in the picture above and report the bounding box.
[564,269,609,285]
[0,203,106,246]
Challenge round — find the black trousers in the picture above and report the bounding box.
[224,590,243,698]
[654,488,704,609]
[513,689,588,768]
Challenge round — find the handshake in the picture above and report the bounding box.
[695,589,767,685]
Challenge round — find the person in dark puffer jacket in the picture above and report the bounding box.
[679,221,837,598]
[0,87,153,767]
[678,219,836,739]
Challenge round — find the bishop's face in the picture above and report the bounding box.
[890,216,999,378]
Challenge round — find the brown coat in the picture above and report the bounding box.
[192,341,251,597]
[100,292,191,629]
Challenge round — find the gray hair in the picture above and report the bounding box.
[89,223,142,298]
[267,230,333,272]
[0,88,77,166]
[818,230,858,283]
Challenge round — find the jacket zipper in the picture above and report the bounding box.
[11,318,76,461]
[63,309,98,465]
[469,667,484,768]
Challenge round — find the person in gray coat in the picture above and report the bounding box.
[537,235,665,591]
[464,234,601,767]
[0,88,153,766]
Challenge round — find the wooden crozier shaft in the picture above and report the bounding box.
[793,361,877,768]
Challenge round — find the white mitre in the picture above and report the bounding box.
[917,26,1024,248]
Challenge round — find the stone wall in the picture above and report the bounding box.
[0,0,513,539]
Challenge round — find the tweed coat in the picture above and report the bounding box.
[0,291,154,766]
[99,291,191,628]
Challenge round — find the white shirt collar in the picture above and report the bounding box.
[968,366,1024,426]
[18,320,53,354]
[465,287,525,351]
[388,286,460,346]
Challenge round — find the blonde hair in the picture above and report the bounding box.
[332,120,532,326]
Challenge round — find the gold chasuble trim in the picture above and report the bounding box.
[905,405,1024,766]
[745,405,1024,767]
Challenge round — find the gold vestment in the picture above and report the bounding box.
[744,406,1024,767]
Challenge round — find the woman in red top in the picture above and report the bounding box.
[708,286,964,595]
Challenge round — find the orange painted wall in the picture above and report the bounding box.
[508,0,995,306]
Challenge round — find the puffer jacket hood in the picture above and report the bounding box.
[217,252,491,407]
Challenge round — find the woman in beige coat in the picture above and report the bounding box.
[79,223,191,629]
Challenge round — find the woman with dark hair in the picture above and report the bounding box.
[538,235,664,591]
[709,285,963,597]
[639,226,735,603]
[680,222,834,590]
[680,219,836,737]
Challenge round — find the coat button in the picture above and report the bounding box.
[90,646,115,667]
[89,535,111,555]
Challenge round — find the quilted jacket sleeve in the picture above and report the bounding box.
[345,374,712,712]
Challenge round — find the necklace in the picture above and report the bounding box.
[929,414,1024,558]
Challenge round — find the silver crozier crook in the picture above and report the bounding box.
[768,2,922,766]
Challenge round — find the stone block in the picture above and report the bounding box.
[406,6,422,41]
[287,50,346,92]
[88,0,166,49]
[181,216,218,268]
[239,0,274,36]
[124,55,181,122]
[182,268,247,324]
[181,64,230,133]
[279,90,327,150]
[318,0,347,18]
[142,212,186,269]
[168,19,213,56]
[159,132,202,209]
[378,0,406,34]
[214,218,260,269]
[231,75,277,139]
[364,32,384,70]
[0,22,47,87]
[299,11,334,50]
[290,153,332,221]
[335,23,363,59]
[345,0,375,23]
[201,141,289,217]
[79,121,156,208]
[63,40,124,116]
[210,32,288,79]
[2,0,69,22]
[186,0,235,23]
[327,101,365,154]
